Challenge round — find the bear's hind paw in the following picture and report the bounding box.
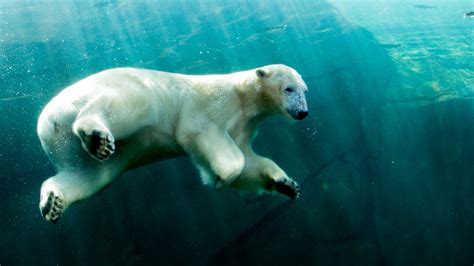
[40,189,64,223]
[274,178,301,200]
[79,129,115,161]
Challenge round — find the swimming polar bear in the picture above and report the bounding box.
[37,64,309,223]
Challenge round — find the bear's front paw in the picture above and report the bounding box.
[274,178,301,200]
[79,129,115,161]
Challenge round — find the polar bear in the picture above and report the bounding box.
[37,64,309,223]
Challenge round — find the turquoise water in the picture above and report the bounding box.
[332,1,474,103]
[1,1,473,265]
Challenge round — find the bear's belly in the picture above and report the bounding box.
[118,126,185,170]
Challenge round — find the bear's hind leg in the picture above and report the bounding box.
[40,169,119,223]
[40,181,65,223]
[73,115,115,161]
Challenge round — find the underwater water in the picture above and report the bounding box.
[1,0,473,265]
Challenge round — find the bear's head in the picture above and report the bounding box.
[256,64,309,120]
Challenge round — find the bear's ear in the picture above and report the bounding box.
[256,68,270,79]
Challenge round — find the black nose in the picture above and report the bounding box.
[296,111,309,120]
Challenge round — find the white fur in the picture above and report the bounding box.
[37,64,308,222]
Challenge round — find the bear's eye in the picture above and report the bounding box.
[285,87,294,93]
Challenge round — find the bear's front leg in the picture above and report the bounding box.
[232,154,301,199]
[178,127,245,189]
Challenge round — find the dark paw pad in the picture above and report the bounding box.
[274,178,301,200]
[40,191,64,223]
[80,130,115,161]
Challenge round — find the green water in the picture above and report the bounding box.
[1,1,473,265]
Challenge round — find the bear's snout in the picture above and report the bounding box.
[296,111,309,120]
[287,109,309,120]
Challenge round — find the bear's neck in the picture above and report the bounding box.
[234,75,277,125]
